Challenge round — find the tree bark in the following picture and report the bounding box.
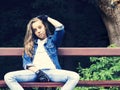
[98,0,120,46]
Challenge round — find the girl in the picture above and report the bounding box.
[4,15,80,90]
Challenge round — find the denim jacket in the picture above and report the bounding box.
[23,26,65,70]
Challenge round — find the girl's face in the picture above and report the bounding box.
[32,20,47,40]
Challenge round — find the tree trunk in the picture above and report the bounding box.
[98,0,120,46]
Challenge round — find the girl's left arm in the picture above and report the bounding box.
[47,17,65,47]
[47,17,63,28]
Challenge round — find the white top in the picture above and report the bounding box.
[33,39,56,70]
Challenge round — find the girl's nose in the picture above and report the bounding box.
[37,29,41,33]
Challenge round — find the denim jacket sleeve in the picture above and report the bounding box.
[22,52,34,69]
[52,25,65,47]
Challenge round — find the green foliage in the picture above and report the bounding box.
[76,45,120,90]
[79,56,120,80]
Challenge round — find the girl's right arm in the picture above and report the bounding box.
[23,52,38,72]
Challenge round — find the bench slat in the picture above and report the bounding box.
[58,48,120,56]
[0,48,23,56]
[1,47,120,56]
[0,80,120,87]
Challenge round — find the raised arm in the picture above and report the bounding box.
[47,17,65,47]
[47,17,63,28]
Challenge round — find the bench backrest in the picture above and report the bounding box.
[0,47,120,56]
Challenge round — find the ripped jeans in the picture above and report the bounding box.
[4,69,80,90]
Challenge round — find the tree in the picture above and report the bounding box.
[98,0,120,47]
[82,0,120,46]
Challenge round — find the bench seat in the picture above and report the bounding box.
[0,80,120,87]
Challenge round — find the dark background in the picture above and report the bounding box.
[0,0,109,79]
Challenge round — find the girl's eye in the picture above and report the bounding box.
[38,26,42,29]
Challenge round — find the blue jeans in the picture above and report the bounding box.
[4,69,80,90]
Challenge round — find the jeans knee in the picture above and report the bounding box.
[74,73,80,81]
[69,72,80,82]
[4,72,14,82]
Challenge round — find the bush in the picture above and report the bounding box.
[76,45,120,90]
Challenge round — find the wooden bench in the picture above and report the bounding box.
[1,47,120,88]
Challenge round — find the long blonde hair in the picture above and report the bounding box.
[24,17,50,57]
